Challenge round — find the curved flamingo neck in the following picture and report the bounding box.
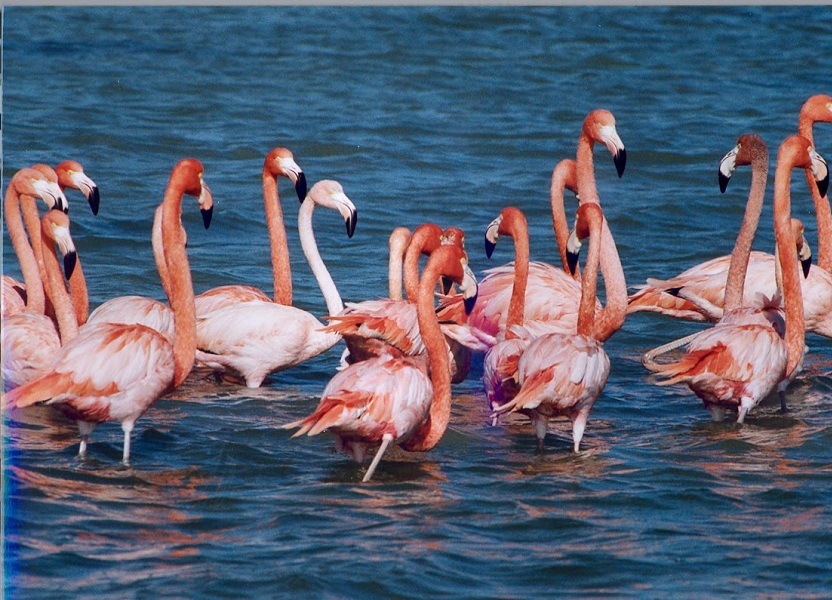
[403,226,440,301]
[576,132,626,341]
[503,211,530,339]
[551,159,578,276]
[724,148,768,312]
[4,186,45,313]
[400,254,453,452]
[263,168,293,305]
[798,117,832,271]
[160,178,197,389]
[298,199,343,316]
[577,218,603,338]
[388,227,411,301]
[40,227,79,343]
[152,205,173,300]
[773,149,806,377]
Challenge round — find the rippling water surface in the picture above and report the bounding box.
[3,6,832,597]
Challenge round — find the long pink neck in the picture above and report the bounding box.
[4,187,46,313]
[152,205,173,300]
[388,227,411,301]
[551,159,578,276]
[773,153,806,377]
[404,231,434,301]
[399,256,453,452]
[576,130,627,342]
[39,230,79,343]
[798,117,832,271]
[724,149,768,312]
[577,218,602,338]
[504,214,530,339]
[263,169,292,305]
[68,258,89,325]
[160,181,197,389]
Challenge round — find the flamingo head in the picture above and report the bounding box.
[306,179,357,238]
[412,223,443,256]
[16,166,69,213]
[484,206,525,259]
[431,245,478,315]
[441,227,466,250]
[55,160,100,215]
[265,147,307,202]
[42,209,77,279]
[584,109,626,178]
[173,158,213,229]
[718,134,767,194]
[791,218,813,278]
[566,203,604,275]
[799,94,832,126]
[809,146,829,198]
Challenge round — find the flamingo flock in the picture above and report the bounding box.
[2,94,831,482]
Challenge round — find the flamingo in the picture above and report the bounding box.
[436,109,627,343]
[3,210,81,390]
[2,167,68,318]
[283,244,479,482]
[54,160,101,215]
[2,159,212,464]
[643,136,827,423]
[194,180,357,388]
[387,226,413,301]
[194,147,307,315]
[628,95,832,337]
[491,203,611,452]
[85,167,213,341]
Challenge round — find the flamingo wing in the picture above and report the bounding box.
[324,299,423,360]
[2,275,27,318]
[87,296,174,342]
[2,313,61,390]
[194,284,271,315]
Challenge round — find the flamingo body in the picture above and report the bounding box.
[195,300,341,388]
[194,284,270,315]
[87,295,175,343]
[2,312,61,390]
[2,275,27,318]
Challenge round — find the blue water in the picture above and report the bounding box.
[3,6,832,597]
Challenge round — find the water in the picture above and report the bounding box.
[3,6,832,597]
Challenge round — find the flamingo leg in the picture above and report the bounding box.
[737,405,750,424]
[532,415,547,451]
[571,407,591,452]
[708,406,727,422]
[778,389,788,413]
[77,421,96,459]
[122,421,134,465]
[363,434,393,483]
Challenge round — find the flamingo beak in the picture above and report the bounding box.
[198,183,214,229]
[600,125,626,178]
[566,228,582,275]
[64,250,77,279]
[72,171,100,215]
[295,171,308,202]
[484,215,501,259]
[33,180,69,213]
[87,186,101,215]
[798,234,813,278]
[719,145,739,194]
[460,262,478,314]
[810,148,829,198]
[345,208,357,238]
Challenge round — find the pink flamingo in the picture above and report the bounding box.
[2,167,68,318]
[283,244,478,482]
[54,160,100,215]
[628,95,832,337]
[491,203,611,452]
[3,211,82,390]
[643,136,826,422]
[194,148,306,314]
[85,167,214,341]
[387,226,413,301]
[194,180,357,388]
[2,159,212,463]
[436,109,627,342]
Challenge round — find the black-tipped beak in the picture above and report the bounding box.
[566,249,580,275]
[802,255,812,278]
[614,148,626,178]
[345,209,357,238]
[441,276,454,295]
[295,172,308,202]
[201,206,213,229]
[63,251,77,279]
[463,291,478,315]
[87,186,100,215]
[718,171,730,194]
[818,172,829,199]
[485,235,496,259]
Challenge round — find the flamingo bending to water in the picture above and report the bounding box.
[643,136,827,422]
[2,159,212,463]
[194,180,357,388]
[284,244,478,482]
[195,148,307,314]
[492,203,611,452]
